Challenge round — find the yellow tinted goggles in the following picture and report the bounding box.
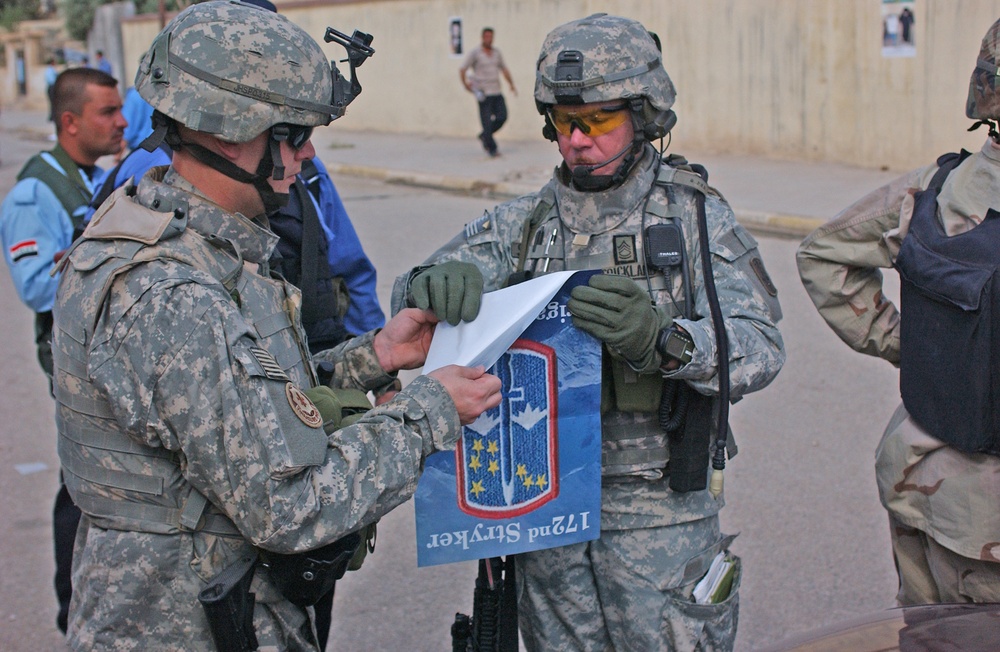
[547,104,630,137]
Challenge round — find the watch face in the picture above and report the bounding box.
[660,329,694,364]
[664,334,690,359]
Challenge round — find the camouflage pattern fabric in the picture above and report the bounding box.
[534,13,675,112]
[889,510,1000,605]
[54,167,462,650]
[517,518,739,652]
[135,0,339,143]
[391,143,784,649]
[796,136,1000,601]
[967,17,1000,121]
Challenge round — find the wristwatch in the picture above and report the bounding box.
[656,326,695,366]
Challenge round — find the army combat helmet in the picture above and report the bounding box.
[135,0,373,213]
[967,16,1000,141]
[535,14,677,189]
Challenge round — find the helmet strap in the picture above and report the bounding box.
[968,119,1000,143]
[174,128,290,215]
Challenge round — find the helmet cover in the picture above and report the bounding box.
[534,13,675,113]
[968,17,1000,120]
[135,0,337,142]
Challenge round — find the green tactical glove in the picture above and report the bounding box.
[567,274,669,373]
[304,386,373,434]
[408,261,484,326]
[304,386,340,433]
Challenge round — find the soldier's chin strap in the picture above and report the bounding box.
[140,112,290,215]
[969,118,1000,143]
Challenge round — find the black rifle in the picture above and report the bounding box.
[451,556,518,651]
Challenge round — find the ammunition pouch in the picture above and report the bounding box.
[262,531,361,607]
[604,354,663,414]
[198,553,260,652]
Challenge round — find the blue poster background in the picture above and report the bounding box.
[415,271,602,567]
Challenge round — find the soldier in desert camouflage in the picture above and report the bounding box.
[393,14,784,651]
[51,2,500,649]
[797,17,1000,607]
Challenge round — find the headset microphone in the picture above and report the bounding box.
[570,141,633,182]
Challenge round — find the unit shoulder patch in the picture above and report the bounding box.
[285,383,324,429]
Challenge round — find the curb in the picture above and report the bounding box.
[326,163,825,240]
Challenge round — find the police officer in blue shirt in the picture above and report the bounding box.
[0,66,126,635]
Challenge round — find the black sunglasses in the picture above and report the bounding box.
[272,123,314,150]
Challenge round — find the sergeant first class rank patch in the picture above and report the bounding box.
[9,239,39,263]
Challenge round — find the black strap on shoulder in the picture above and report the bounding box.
[662,155,733,480]
[927,150,972,193]
[298,157,322,205]
[296,176,325,325]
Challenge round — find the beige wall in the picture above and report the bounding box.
[118,0,1000,171]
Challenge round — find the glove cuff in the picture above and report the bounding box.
[403,264,434,308]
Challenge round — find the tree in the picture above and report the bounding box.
[0,0,41,32]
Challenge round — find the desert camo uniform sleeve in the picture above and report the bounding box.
[796,166,934,365]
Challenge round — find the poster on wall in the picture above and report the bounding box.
[414,271,603,567]
[449,17,463,57]
[881,0,916,58]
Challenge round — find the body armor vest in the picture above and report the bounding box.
[53,190,314,535]
[514,158,708,478]
[896,150,1000,455]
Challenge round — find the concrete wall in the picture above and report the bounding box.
[88,1,136,84]
[116,0,1000,171]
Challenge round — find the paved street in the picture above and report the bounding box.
[0,109,904,651]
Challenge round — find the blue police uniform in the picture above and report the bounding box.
[0,146,104,634]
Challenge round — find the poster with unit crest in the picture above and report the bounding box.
[414,271,603,567]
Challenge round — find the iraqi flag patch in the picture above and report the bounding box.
[9,240,39,263]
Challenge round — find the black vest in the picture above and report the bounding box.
[268,159,349,353]
[895,150,1000,455]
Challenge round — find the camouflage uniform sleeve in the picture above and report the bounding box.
[795,166,934,364]
[310,329,398,393]
[669,193,785,399]
[390,197,537,314]
[90,275,460,553]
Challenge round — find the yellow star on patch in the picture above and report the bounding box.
[487,440,499,454]
[488,459,499,475]
[536,474,548,490]
[469,455,481,471]
[523,474,534,488]
[472,439,484,453]
[471,480,485,497]
[516,464,527,478]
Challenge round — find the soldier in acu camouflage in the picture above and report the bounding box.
[392,14,784,651]
[797,17,1000,606]
[51,2,500,650]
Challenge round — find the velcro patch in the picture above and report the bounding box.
[465,213,492,239]
[286,383,323,429]
[250,346,290,382]
[9,239,39,263]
